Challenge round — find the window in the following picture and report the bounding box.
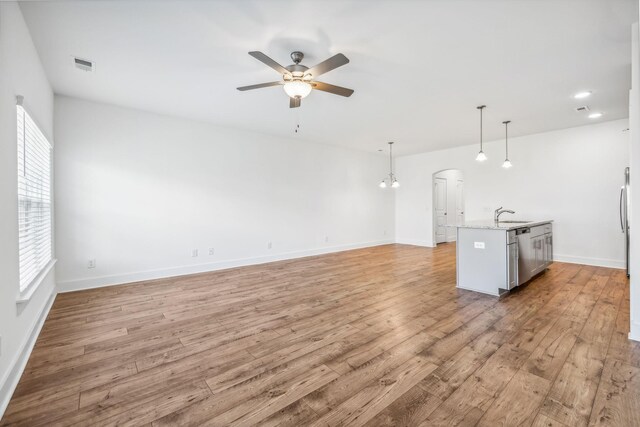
[17,103,52,293]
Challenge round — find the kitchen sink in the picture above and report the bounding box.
[498,220,531,224]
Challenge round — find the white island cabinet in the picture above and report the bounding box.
[448,220,553,297]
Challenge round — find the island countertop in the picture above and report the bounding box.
[446,219,553,231]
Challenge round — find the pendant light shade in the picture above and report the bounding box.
[379,141,399,189]
[476,105,487,162]
[502,120,512,168]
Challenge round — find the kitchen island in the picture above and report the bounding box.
[449,220,553,296]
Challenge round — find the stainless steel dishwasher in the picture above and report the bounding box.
[506,230,519,290]
[516,227,533,285]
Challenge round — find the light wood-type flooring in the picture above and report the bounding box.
[2,243,639,426]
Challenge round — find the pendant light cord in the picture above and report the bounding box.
[503,120,511,158]
[480,108,483,151]
[389,142,393,178]
[477,105,486,152]
[505,122,508,158]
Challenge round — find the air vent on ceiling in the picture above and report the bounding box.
[575,105,590,112]
[73,57,94,72]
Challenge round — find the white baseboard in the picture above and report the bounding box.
[58,239,395,292]
[630,321,640,342]
[395,238,435,248]
[553,254,625,269]
[0,291,56,419]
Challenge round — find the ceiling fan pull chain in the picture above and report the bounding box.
[294,107,301,134]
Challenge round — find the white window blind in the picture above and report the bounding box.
[17,104,52,292]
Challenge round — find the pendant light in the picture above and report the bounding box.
[502,120,512,168]
[475,105,487,162]
[379,141,399,189]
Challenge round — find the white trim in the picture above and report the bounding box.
[630,321,640,342]
[16,259,57,304]
[395,238,435,248]
[58,240,394,292]
[553,254,625,269]
[0,291,56,418]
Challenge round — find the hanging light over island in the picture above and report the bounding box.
[475,105,487,162]
[502,120,512,168]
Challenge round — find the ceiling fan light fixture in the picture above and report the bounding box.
[283,80,312,99]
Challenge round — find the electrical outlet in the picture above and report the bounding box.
[268,242,272,250]
[191,249,198,257]
[88,259,96,269]
[474,242,486,249]
[208,248,215,256]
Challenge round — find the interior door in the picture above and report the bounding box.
[434,177,447,244]
[456,179,465,225]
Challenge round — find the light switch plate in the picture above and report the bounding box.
[474,242,485,249]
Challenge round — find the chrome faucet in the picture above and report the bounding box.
[494,207,515,222]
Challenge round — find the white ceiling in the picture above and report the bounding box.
[20,0,637,156]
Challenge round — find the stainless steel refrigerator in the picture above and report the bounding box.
[621,167,630,277]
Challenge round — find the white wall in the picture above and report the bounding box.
[396,119,630,268]
[433,169,464,242]
[0,2,56,415]
[54,96,395,290]
[630,21,639,341]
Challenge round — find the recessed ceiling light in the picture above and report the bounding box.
[588,112,603,119]
[574,91,592,99]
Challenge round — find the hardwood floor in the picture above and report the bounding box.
[2,243,638,426]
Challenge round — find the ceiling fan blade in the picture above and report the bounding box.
[289,97,301,108]
[311,81,354,97]
[306,53,349,78]
[237,81,283,91]
[248,51,290,75]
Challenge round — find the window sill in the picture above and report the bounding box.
[16,259,57,305]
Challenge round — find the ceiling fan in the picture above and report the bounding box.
[237,51,354,108]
